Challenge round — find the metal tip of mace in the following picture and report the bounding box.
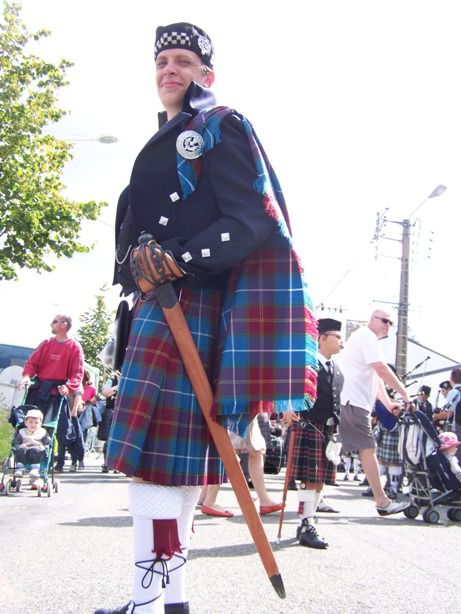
[269,574,286,599]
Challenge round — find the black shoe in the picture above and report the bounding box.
[288,479,297,491]
[362,487,373,497]
[94,604,130,614]
[298,521,328,549]
[54,465,64,473]
[78,461,85,469]
[296,514,318,540]
[69,463,77,473]
[360,477,369,486]
[101,465,109,473]
[165,603,190,614]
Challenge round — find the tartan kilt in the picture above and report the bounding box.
[375,425,401,465]
[289,420,337,485]
[106,285,226,486]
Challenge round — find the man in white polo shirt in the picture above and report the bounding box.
[338,310,411,516]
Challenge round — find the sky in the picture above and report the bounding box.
[1,0,460,368]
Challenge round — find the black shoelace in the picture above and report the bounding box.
[128,551,188,612]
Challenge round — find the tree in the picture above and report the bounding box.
[0,2,106,280]
[77,289,114,385]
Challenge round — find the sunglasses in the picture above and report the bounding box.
[374,316,393,326]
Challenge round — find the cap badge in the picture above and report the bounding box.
[197,35,212,58]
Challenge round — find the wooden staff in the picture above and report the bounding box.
[156,283,286,599]
[277,424,296,541]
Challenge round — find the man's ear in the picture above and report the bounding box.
[204,70,215,88]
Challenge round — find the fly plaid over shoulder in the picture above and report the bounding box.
[177,106,318,435]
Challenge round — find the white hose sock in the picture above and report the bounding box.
[127,483,200,614]
[165,487,200,605]
[298,488,316,525]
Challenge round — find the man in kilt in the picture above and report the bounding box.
[289,318,344,549]
[96,22,317,614]
[374,401,404,499]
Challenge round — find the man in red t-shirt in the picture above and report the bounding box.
[19,314,84,397]
[18,314,85,471]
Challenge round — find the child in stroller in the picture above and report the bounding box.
[399,408,461,523]
[438,432,461,484]
[13,408,51,489]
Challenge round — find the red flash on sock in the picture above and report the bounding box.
[152,519,183,559]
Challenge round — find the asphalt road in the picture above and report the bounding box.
[1,453,459,614]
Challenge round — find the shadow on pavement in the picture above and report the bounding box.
[59,513,132,527]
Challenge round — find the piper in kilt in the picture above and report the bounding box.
[374,376,405,499]
[97,22,317,614]
[289,318,344,549]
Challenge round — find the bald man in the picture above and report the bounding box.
[338,310,410,516]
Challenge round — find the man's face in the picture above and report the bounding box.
[155,49,213,115]
[319,331,343,357]
[369,311,393,339]
[51,315,66,334]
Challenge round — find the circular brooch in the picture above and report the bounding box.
[176,130,205,160]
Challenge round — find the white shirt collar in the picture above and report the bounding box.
[317,353,332,369]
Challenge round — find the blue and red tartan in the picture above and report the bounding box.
[183,108,318,433]
[107,286,227,485]
[108,106,318,485]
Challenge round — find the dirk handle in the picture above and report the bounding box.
[156,283,286,599]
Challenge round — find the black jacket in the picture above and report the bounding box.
[113,82,277,295]
[305,361,344,424]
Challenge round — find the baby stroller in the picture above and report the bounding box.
[0,401,64,497]
[398,409,461,523]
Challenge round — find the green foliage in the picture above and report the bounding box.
[0,2,106,280]
[76,288,114,387]
[0,409,13,460]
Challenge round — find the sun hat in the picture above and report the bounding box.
[25,408,44,421]
[439,431,461,451]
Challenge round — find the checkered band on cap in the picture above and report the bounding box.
[154,22,214,67]
[156,31,192,52]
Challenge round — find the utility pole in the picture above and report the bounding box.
[395,219,410,381]
[374,185,447,382]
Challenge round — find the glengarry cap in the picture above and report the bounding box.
[154,22,214,68]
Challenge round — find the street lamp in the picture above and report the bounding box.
[65,134,119,144]
[96,135,118,144]
[394,185,447,380]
